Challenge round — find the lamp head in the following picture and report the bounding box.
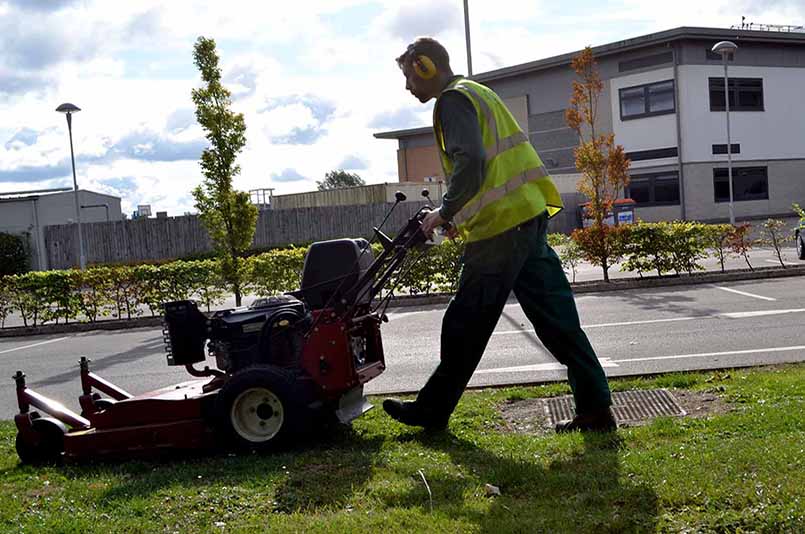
[711,41,738,56]
[56,103,81,114]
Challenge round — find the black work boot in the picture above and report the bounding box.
[555,407,617,433]
[382,399,448,431]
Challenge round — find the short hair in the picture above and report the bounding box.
[396,37,451,72]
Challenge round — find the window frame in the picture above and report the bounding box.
[708,77,765,112]
[626,171,681,207]
[619,79,676,121]
[712,166,769,203]
[712,143,741,155]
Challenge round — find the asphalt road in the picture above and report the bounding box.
[2,275,804,419]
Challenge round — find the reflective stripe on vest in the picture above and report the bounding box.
[453,164,550,227]
[458,84,529,161]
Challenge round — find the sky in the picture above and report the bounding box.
[1,0,803,217]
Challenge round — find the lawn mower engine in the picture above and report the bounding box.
[13,192,436,462]
[161,236,385,441]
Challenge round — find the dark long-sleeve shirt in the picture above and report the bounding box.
[436,86,486,221]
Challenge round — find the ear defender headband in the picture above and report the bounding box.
[414,55,437,80]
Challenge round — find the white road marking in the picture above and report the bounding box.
[614,345,805,363]
[492,308,805,337]
[476,346,805,375]
[476,358,619,374]
[713,285,776,301]
[721,308,805,319]
[0,337,68,355]
[492,316,700,337]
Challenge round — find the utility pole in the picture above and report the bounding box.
[463,0,473,76]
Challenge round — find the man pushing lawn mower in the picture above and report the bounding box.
[382,38,616,433]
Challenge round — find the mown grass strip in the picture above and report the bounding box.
[1,364,803,533]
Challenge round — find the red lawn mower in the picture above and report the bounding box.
[13,191,440,464]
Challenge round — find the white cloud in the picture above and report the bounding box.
[2,0,805,215]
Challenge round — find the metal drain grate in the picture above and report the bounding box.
[545,389,687,425]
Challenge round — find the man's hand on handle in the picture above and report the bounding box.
[421,208,458,240]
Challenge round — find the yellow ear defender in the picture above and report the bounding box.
[414,55,437,80]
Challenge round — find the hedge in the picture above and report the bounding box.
[0,221,770,328]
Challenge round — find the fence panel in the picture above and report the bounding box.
[44,196,584,269]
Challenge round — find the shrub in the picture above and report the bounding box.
[621,222,673,277]
[759,218,790,268]
[666,221,709,275]
[0,276,13,327]
[188,259,226,312]
[0,232,29,276]
[727,223,754,271]
[702,224,734,272]
[247,248,307,297]
[107,266,141,319]
[549,233,582,283]
[571,224,630,282]
[70,268,114,322]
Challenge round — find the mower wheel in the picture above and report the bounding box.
[15,416,67,465]
[215,366,310,450]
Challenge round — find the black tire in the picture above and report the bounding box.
[214,366,311,451]
[797,232,805,260]
[15,416,67,465]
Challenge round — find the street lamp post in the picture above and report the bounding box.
[463,0,473,76]
[56,102,86,269]
[711,41,738,225]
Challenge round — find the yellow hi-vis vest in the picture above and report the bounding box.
[434,78,563,243]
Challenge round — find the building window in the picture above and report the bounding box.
[626,147,679,161]
[712,144,741,155]
[619,80,676,120]
[713,167,769,202]
[709,78,764,111]
[626,172,680,206]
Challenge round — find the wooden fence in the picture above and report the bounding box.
[44,195,582,269]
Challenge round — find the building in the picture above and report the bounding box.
[269,182,446,210]
[374,26,805,226]
[0,188,122,270]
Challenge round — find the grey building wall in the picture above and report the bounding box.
[682,159,805,221]
[0,190,122,270]
[680,39,805,68]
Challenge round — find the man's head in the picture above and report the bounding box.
[396,38,453,103]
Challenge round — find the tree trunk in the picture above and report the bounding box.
[234,285,242,307]
[602,257,610,282]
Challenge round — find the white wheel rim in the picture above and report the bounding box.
[230,387,285,442]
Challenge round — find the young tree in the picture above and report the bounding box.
[191,36,257,306]
[317,170,365,191]
[565,47,631,281]
[727,223,754,271]
[759,218,790,268]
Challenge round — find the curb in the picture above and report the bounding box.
[382,263,805,307]
[0,317,165,338]
[2,264,803,338]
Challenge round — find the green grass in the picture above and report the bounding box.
[2,365,804,533]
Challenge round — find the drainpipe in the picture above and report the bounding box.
[672,42,687,220]
[30,198,45,270]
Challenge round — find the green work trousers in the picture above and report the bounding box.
[415,212,612,420]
